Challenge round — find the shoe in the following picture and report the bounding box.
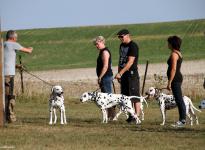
[171,121,186,127]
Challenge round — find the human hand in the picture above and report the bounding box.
[15,64,26,70]
[98,78,101,85]
[114,73,122,83]
[29,47,33,53]
[167,82,171,91]
[115,73,121,79]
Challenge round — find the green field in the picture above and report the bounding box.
[1,19,205,150]
[0,96,204,150]
[2,19,205,71]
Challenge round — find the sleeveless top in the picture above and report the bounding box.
[167,52,183,83]
[96,47,113,77]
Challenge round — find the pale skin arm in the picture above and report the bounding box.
[167,52,179,90]
[115,56,135,79]
[98,51,109,84]
[16,47,33,69]
[20,47,33,53]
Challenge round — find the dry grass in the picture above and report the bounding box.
[1,69,204,150]
[0,95,204,150]
[14,73,205,100]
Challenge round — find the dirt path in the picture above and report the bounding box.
[14,59,205,98]
[19,60,205,82]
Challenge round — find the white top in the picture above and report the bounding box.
[4,41,23,76]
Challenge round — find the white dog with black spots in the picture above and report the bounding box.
[80,91,146,125]
[145,87,201,126]
[49,85,67,125]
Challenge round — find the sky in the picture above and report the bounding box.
[0,0,205,31]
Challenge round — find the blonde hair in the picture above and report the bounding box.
[93,36,105,45]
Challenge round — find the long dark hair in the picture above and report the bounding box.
[167,36,182,51]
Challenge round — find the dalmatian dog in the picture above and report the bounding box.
[145,87,201,126]
[80,92,145,125]
[112,96,148,121]
[49,85,67,125]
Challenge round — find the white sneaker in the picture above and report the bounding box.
[171,121,186,128]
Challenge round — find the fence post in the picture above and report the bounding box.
[0,36,5,126]
[141,60,149,95]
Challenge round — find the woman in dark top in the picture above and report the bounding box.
[167,35,186,127]
[93,36,115,119]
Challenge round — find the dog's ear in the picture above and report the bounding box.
[51,87,54,93]
[154,88,157,92]
[154,88,160,96]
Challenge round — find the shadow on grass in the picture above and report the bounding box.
[130,124,205,133]
[10,116,205,135]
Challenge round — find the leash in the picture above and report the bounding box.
[159,87,172,95]
[94,87,101,92]
[21,67,54,87]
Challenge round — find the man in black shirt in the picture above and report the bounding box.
[115,29,141,123]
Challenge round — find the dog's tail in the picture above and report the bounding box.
[184,96,202,113]
[130,96,148,108]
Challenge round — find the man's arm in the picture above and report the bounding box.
[115,56,135,79]
[20,47,33,53]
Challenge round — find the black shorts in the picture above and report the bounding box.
[121,71,140,102]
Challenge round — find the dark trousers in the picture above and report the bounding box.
[121,71,140,101]
[5,76,17,123]
[171,82,186,122]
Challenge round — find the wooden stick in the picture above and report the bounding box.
[19,55,24,93]
[141,60,149,95]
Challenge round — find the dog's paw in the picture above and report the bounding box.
[112,118,118,121]
[49,122,53,125]
[136,120,141,125]
[160,123,165,126]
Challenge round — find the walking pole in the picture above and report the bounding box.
[141,60,149,95]
[19,55,24,93]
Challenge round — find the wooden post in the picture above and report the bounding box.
[19,55,24,93]
[0,36,5,126]
[141,60,149,95]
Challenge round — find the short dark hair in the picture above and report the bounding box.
[6,30,17,40]
[167,36,182,51]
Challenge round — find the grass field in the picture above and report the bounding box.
[0,95,204,150]
[1,19,205,150]
[2,19,205,71]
